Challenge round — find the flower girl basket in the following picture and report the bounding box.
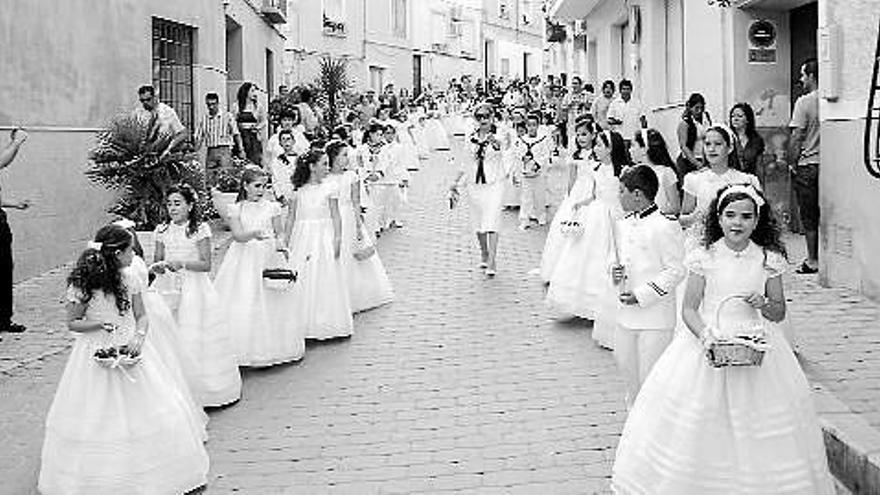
[705,294,770,368]
[262,249,298,291]
[352,224,377,261]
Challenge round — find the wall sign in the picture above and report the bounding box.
[748,20,777,64]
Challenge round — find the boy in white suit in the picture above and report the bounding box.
[612,165,685,408]
[514,112,553,229]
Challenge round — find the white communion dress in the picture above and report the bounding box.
[545,162,623,328]
[153,222,242,407]
[214,200,305,366]
[39,273,209,495]
[611,240,834,494]
[539,155,595,283]
[287,180,354,339]
[330,170,394,313]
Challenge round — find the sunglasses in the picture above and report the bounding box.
[475,113,491,120]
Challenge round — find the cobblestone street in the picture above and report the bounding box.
[0,138,873,493]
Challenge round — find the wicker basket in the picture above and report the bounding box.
[705,294,769,368]
[559,220,584,238]
[262,250,297,291]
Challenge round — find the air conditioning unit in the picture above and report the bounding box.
[448,19,462,37]
[450,5,463,21]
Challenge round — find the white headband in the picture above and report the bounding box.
[87,241,103,251]
[717,184,765,212]
[113,219,136,230]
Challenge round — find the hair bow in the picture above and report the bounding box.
[87,241,103,251]
[718,184,765,212]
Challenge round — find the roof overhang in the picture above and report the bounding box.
[733,0,815,11]
[546,0,602,22]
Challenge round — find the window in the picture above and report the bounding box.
[665,0,684,102]
[369,66,385,92]
[266,49,275,100]
[392,0,407,38]
[152,17,195,132]
[501,58,510,77]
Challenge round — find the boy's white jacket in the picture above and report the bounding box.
[616,209,686,330]
[512,131,553,171]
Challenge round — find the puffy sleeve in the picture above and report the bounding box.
[325,180,340,199]
[122,269,145,295]
[685,247,711,276]
[682,171,699,197]
[227,202,242,219]
[65,284,86,304]
[747,172,762,191]
[764,250,787,279]
[194,223,213,241]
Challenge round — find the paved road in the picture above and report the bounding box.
[0,136,864,494]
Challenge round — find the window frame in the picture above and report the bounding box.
[151,17,195,133]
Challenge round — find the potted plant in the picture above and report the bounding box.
[86,111,206,247]
[316,56,350,130]
[210,158,247,226]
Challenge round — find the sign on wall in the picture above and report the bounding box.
[748,19,777,64]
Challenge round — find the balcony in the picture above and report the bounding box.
[261,0,287,24]
[431,42,450,54]
[546,0,601,22]
[323,14,346,37]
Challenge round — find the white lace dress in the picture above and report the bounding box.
[540,156,595,283]
[39,274,209,494]
[612,241,834,494]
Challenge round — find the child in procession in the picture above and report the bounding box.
[611,183,834,494]
[39,224,209,495]
[285,150,354,339]
[269,129,298,205]
[514,112,553,230]
[152,184,242,407]
[213,167,305,367]
[611,165,685,408]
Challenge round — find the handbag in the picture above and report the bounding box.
[705,294,769,368]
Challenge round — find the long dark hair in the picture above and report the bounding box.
[729,102,759,141]
[292,150,326,190]
[236,166,268,203]
[702,185,786,258]
[645,129,676,170]
[596,131,630,177]
[572,119,597,160]
[236,82,255,114]
[67,224,133,314]
[161,183,203,237]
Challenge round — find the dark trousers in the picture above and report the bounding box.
[0,210,13,325]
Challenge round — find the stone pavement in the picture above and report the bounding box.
[0,136,871,494]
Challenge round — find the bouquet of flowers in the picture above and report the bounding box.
[559,219,584,238]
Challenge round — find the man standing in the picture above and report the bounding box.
[0,128,31,336]
[789,58,821,274]
[137,85,187,160]
[195,93,244,186]
[607,79,647,145]
[591,80,616,130]
[297,88,320,135]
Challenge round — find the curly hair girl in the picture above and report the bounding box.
[67,224,133,314]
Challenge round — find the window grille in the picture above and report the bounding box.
[152,18,195,133]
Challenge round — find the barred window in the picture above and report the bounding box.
[152,17,195,132]
[392,0,407,39]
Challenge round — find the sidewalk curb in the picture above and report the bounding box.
[815,384,880,494]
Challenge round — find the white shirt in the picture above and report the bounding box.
[607,97,645,141]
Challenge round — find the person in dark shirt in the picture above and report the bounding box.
[0,128,31,336]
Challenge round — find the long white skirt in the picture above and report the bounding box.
[469,181,505,233]
[611,329,835,494]
[339,206,394,313]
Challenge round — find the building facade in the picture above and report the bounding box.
[284,0,545,95]
[0,0,286,281]
[548,0,880,300]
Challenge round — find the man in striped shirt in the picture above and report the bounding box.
[196,92,244,185]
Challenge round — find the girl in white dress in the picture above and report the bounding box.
[285,150,354,339]
[631,129,680,217]
[448,103,510,277]
[39,224,209,495]
[117,219,208,439]
[213,168,305,367]
[376,124,411,229]
[153,184,242,406]
[356,123,387,237]
[539,119,597,283]
[545,130,627,333]
[611,184,834,494]
[326,141,394,313]
[424,104,451,151]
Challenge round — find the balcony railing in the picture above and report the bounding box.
[261,0,287,24]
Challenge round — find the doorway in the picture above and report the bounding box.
[790,2,818,109]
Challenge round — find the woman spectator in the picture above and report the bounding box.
[676,93,712,188]
[235,82,267,166]
[729,102,766,176]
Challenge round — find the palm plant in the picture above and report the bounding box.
[86,111,205,230]
[316,56,350,129]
